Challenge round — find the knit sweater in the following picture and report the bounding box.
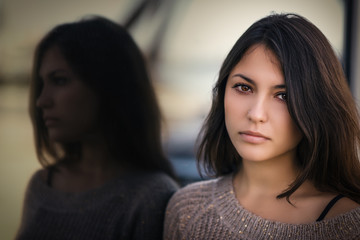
[164,175,360,240]
[16,169,179,240]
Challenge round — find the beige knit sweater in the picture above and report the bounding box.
[164,175,360,240]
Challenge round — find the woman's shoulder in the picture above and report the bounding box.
[122,171,179,205]
[163,176,232,238]
[132,171,179,191]
[326,196,360,220]
[166,176,230,213]
[26,168,47,188]
[173,178,218,198]
[21,169,52,206]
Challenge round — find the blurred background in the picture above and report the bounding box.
[0,0,359,238]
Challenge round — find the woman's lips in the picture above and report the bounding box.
[43,117,59,127]
[239,131,270,144]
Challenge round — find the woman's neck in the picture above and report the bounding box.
[232,156,329,224]
[52,135,124,193]
[234,156,300,198]
[80,138,113,170]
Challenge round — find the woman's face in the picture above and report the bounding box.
[37,45,100,143]
[224,44,303,164]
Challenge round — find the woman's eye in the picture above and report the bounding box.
[52,77,68,85]
[276,92,287,101]
[233,84,252,93]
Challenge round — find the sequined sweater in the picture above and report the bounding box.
[164,175,360,240]
[16,169,179,240]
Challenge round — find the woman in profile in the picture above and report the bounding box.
[16,16,178,240]
[164,13,360,239]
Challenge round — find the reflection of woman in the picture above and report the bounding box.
[16,16,178,240]
[164,13,360,239]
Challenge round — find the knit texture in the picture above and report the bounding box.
[164,175,360,240]
[16,169,179,240]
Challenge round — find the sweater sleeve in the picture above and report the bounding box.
[163,190,186,240]
[163,180,212,240]
[16,170,44,239]
[129,173,179,240]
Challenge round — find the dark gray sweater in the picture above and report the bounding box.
[16,169,178,240]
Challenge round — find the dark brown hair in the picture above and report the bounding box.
[197,13,360,202]
[29,15,175,178]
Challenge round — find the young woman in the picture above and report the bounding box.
[16,16,178,240]
[164,13,360,239]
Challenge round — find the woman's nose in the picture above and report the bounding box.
[246,97,268,123]
[36,87,53,109]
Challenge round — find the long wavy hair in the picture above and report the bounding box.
[29,16,175,178]
[197,13,360,203]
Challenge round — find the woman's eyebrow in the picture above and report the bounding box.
[40,69,66,79]
[274,84,286,89]
[232,73,255,85]
[48,69,67,77]
[232,73,286,89]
